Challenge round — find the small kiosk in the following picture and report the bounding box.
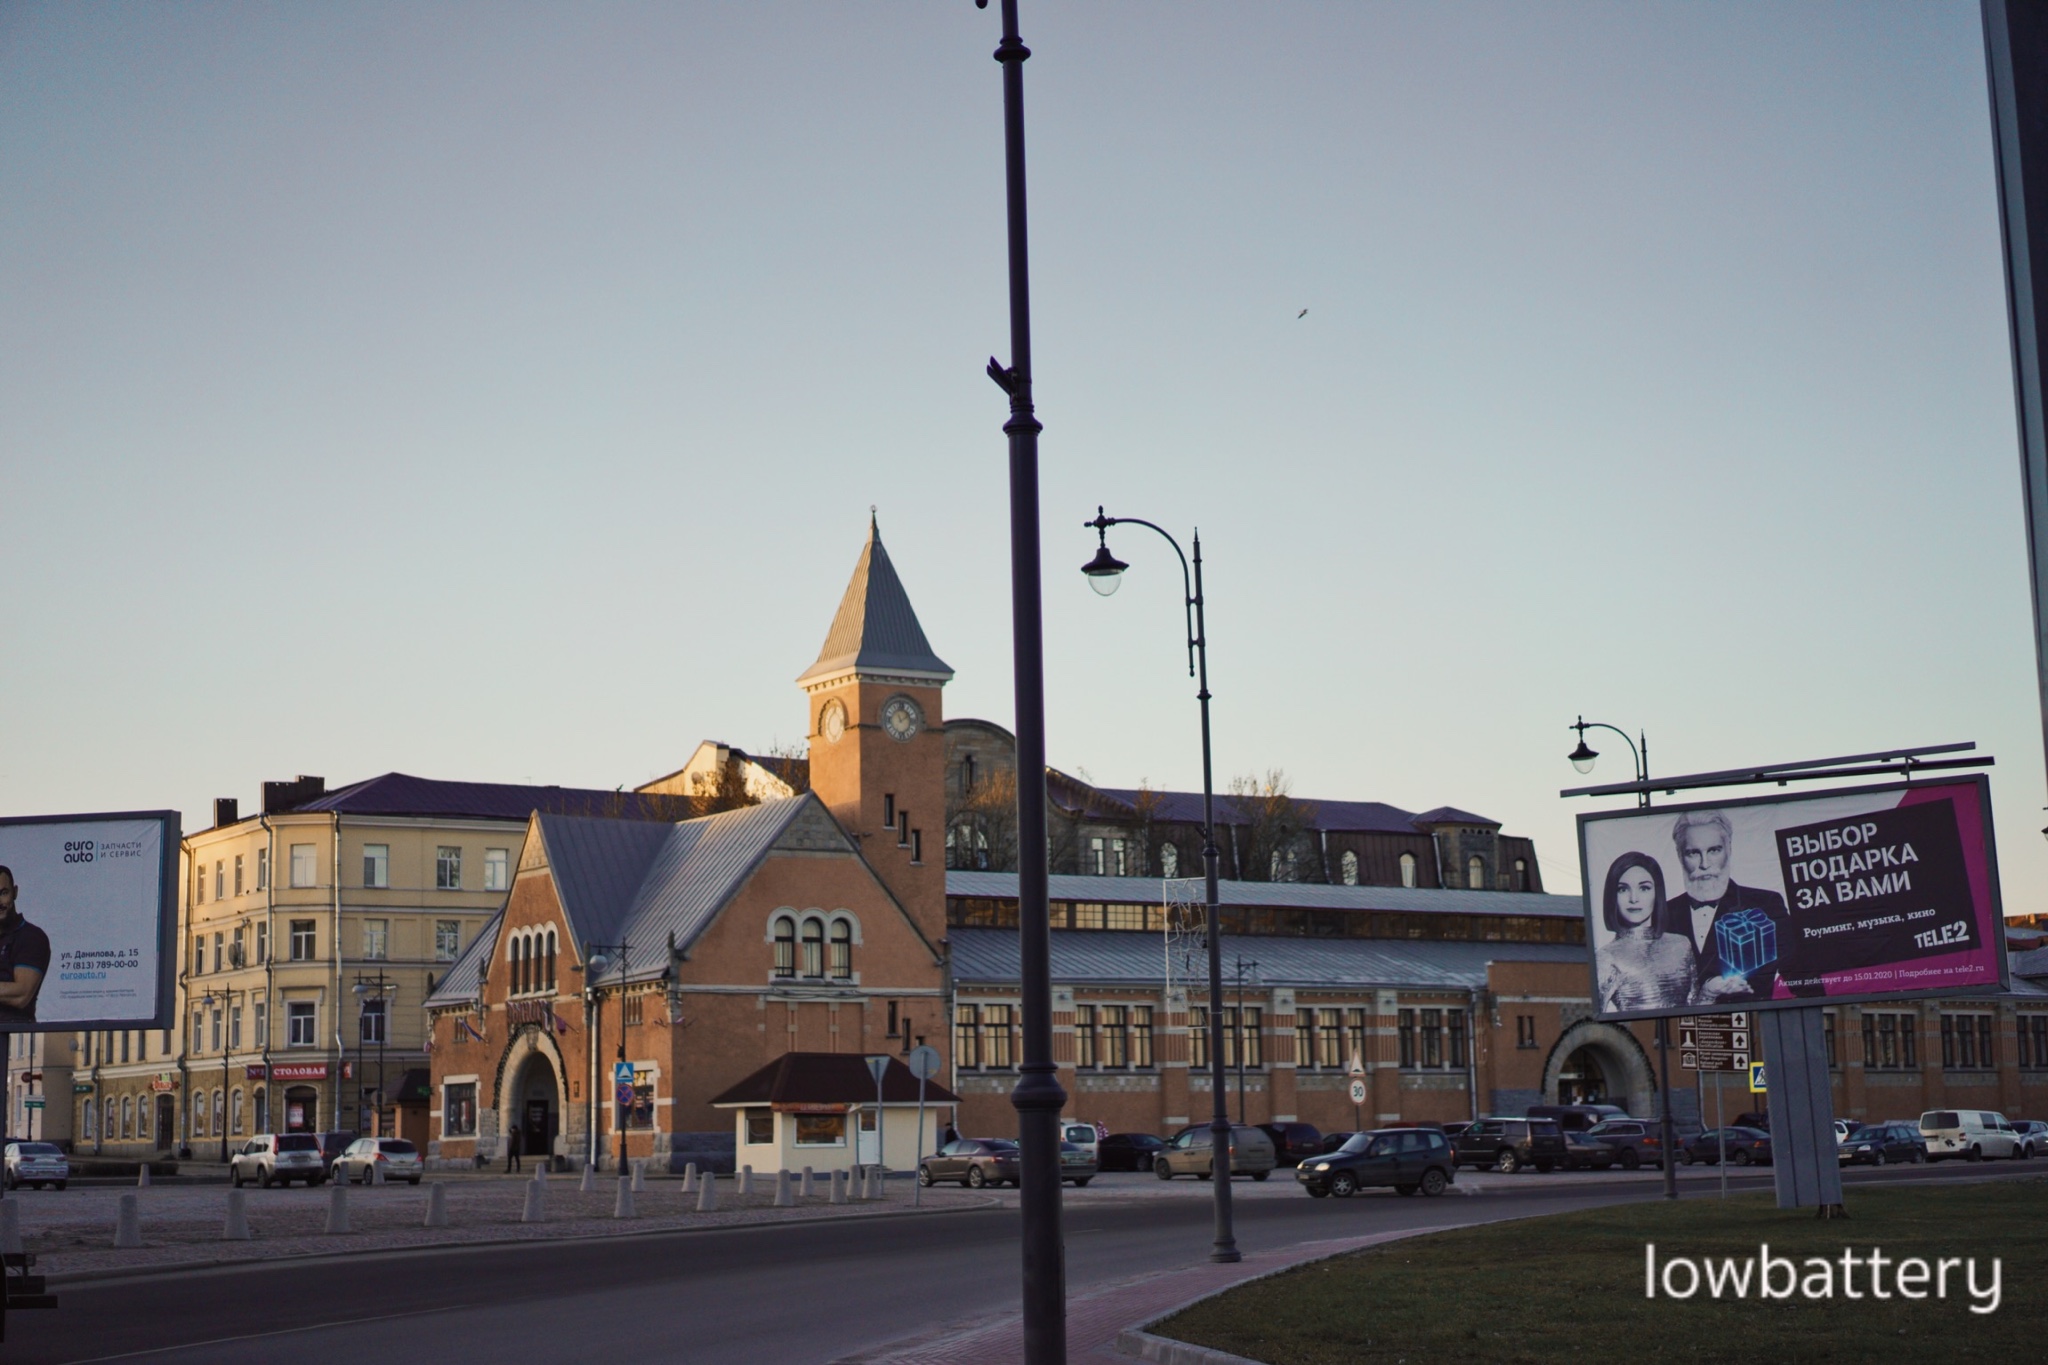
[711,1052,959,1175]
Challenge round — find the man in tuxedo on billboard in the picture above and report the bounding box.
[1660,811,1793,1003]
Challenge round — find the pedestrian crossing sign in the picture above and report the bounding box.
[1748,1062,1767,1093]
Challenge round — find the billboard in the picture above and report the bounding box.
[1577,777,2004,1021]
[0,811,180,1032]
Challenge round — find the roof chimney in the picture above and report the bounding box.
[213,797,240,829]
[262,775,326,814]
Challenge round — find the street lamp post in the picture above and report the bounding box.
[352,972,394,1136]
[1232,956,1259,1124]
[977,1,1068,1358]
[586,943,631,1176]
[1083,507,1241,1264]
[1565,716,1677,1201]
[200,988,236,1163]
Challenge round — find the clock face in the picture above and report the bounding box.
[881,695,923,743]
[820,699,848,744]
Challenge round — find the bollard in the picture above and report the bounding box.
[521,1179,546,1224]
[873,1165,888,1200]
[137,1165,152,1188]
[800,1166,814,1199]
[631,1159,645,1193]
[696,1171,718,1212]
[774,1169,793,1207]
[0,1201,21,1256]
[738,1165,752,1196]
[681,1162,697,1194]
[114,1192,143,1248]
[223,1187,251,1241]
[535,1164,550,1186]
[614,1175,636,1219]
[424,1181,450,1228]
[325,1180,351,1234]
[371,1160,386,1187]
[578,1163,595,1193]
[830,1168,847,1204]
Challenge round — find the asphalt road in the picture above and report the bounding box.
[12,1163,2035,1365]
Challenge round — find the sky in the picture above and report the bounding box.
[3,1,2041,913]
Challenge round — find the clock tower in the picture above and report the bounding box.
[798,517,952,944]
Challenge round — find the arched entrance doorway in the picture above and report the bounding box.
[1557,1047,1609,1104]
[511,1053,560,1163]
[155,1095,175,1149]
[1542,1021,1657,1117]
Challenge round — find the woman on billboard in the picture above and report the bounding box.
[1595,851,1695,1013]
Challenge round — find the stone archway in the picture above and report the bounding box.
[1541,1020,1656,1117]
[494,1024,570,1165]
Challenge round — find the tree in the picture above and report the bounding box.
[1227,769,1320,882]
[948,766,1021,872]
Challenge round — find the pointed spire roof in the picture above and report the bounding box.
[797,515,953,684]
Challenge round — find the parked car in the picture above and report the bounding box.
[1680,1126,1773,1166]
[1257,1122,1324,1167]
[1585,1118,1664,1170]
[231,1133,327,1187]
[314,1131,358,1177]
[1317,1130,1359,1154]
[1525,1103,1628,1133]
[1058,1141,1097,1186]
[919,1138,1020,1189]
[1832,1118,1855,1145]
[1439,1121,1473,1140]
[1838,1122,1926,1166]
[2011,1119,2048,1158]
[337,1137,424,1185]
[1733,1112,1769,1130]
[1453,1118,1567,1173]
[1560,1130,1619,1171]
[2,1141,68,1190]
[1154,1124,1276,1180]
[1297,1128,1455,1198]
[1919,1110,2021,1162]
[1095,1133,1167,1172]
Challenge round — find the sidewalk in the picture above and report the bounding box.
[846,1225,1453,1364]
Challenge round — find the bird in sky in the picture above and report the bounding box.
[1298,308,1308,318]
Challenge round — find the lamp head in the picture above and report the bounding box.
[587,952,610,977]
[1081,514,1128,595]
[1569,739,1599,775]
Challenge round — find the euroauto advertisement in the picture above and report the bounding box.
[0,810,180,1032]
[1577,777,2005,1021]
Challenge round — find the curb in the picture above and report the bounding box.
[41,1193,1003,1288]
[1115,1331,1268,1365]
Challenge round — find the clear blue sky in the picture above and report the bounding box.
[4,2,2039,912]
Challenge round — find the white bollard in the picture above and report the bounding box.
[830,1168,847,1204]
[631,1159,645,1193]
[800,1166,815,1199]
[521,1179,546,1224]
[424,1182,450,1228]
[738,1164,752,1196]
[774,1169,793,1207]
[614,1175,636,1219]
[114,1192,143,1248]
[137,1165,152,1188]
[371,1160,386,1187]
[325,1180,351,1234]
[681,1162,697,1194]
[578,1163,595,1193]
[696,1172,718,1212]
[873,1165,889,1200]
[223,1187,251,1241]
[0,1201,22,1256]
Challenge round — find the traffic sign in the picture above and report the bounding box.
[613,1061,636,1086]
[22,1097,43,1110]
[1347,1051,1365,1081]
[1749,1062,1768,1094]
[865,1054,891,1086]
[1347,1079,1367,1105]
[1675,1012,1752,1073]
[906,1045,942,1080]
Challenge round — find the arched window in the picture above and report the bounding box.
[1160,843,1179,878]
[546,930,557,992]
[772,917,796,978]
[1514,858,1528,891]
[83,1100,96,1140]
[1399,852,1418,888]
[213,1089,225,1136]
[1340,850,1360,886]
[512,936,526,994]
[188,1093,203,1139]
[138,1096,151,1139]
[801,920,825,978]
[231,1088,244,1135]
[122,1095,134,1139]
[1467,855,1485,890]
[254,1087,268,1132]
[830,920,852,980]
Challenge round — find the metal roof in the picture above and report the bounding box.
[945,871,1582,918]
[948,927,1586,990]
[426,909,501,1008]
[2010,945,2048,980]
[709,1052,961,1107]
[289,771,678,823]
[796,518,952,683]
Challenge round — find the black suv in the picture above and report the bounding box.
[1585,1118,1664,1170]
[1258,1122,1324,1167]
[1454,1117,1567,1173]
[1297,1128,1456,1198]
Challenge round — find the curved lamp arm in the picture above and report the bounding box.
[1084,509,1199,677]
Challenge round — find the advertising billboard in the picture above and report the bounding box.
[0,810,180,1032]
[1577,777,2005,1021]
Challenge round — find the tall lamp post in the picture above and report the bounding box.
[1565,715,1677,1201]
[586,943,631,1176]
[1083,507,1240,1264]
[199,988,238,1163]
[1231,956,1259,1124]
[352,972,394,1136]
[977,2,1068,1358]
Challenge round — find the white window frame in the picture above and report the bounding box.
[436,846,462,891]
[289,844,317,889]
[287,1001,317,1047]
[363,844,389,889]
[435,920,461,962]
[484,848,510,892]
[363,918,389,961]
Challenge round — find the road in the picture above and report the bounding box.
[12,1163,2032,1364]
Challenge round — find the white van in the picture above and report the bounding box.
[1061,1121,1104,1163]
[1919,1110,2023,1162]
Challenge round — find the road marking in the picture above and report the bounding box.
[58,1303,474,1364]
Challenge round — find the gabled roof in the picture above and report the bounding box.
[709,1051,961,1107]
[426,909,502,1008]
[797,518,952,683]
[288,771,678,823]
[1411,805,1501,829]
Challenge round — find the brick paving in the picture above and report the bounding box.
[5,1175,991,1281]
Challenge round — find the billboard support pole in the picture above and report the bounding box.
[1760,1007,1844,1214]
[1655,1020,1677,1200]
[1716,1077,1726,1200]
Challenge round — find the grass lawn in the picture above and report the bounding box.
[1156,1178,2048,1364]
